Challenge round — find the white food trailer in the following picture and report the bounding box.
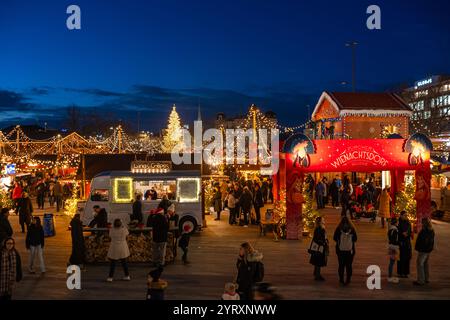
[77,170,202,233]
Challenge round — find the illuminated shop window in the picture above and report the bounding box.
[135,180,176,200]
[90,189,109,201]
[177,178,201,203]
[113,177,133,203]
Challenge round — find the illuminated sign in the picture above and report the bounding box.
[6,164,16,175]
[131,161,171,173]
[414,76,439,88]
[330,146,388,169]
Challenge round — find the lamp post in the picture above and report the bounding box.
[345,41,358,92]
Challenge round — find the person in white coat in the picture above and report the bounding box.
[106,219,130,282]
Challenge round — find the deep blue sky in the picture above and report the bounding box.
[0,0,449,131]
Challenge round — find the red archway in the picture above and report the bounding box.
[273,134,432,240]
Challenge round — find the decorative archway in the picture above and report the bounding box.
[276,133,433,239]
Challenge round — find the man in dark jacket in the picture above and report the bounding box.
[69,214,86,267]
[414,218,435,286]
[397,211,412,278]
[131,194,143,223]
[16,192,33,233]
[0,208,13,246]
[239,187,253,227]
[88,206,108,228]
[35,180,46,210]
[148,209,169,267]
[253,184,264,224]
[157,195,172,215]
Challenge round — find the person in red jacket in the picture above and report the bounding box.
[11,182,23,209]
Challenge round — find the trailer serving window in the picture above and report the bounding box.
[177,177,201,203]
[135,180,176,200]
[112,177,133,203]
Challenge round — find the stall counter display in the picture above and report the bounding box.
[84,229,175,263]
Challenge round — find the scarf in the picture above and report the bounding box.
[0,249,17,294]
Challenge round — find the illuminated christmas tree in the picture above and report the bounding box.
[302,183,319,233]
[394,176,416,223]
[163,104,182,152]
[273,188,286,220]
[0,189,13,209]
[63,182,79,218]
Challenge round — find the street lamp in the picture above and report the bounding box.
[345,41,358,92]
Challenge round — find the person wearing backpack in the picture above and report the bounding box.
[333,216,357,286]
[309,216,328,281]
[413,218,435,286]
[236,242,264,300]
[387,218,399,283]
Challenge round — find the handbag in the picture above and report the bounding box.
[308,241,324,254]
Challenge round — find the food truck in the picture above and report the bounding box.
[77,170,202,233]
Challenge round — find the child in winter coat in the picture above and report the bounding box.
[221,282,240,300]
[178,229,190,264]
[387,218,399,283]
[146,267,168,300]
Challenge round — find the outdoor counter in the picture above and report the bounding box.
[82,227,177,264]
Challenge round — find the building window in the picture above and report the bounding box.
[424,111,431,119]
[411,100,424,111]
[441,84,450,92]
[415,90,428,98]
[432,95,450,108]
[440,107,450,117]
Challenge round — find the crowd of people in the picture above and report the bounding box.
[211,177,273,227]
[308,213,435,287]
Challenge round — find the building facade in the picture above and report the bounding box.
[402,75,450,136]
[310,91,412,140]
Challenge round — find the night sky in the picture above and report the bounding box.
[0,0,449,131]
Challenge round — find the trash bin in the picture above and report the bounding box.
[43,213,56,237]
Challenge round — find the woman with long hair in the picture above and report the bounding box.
[309,216,328,281]
[333,216,357,286]
[236,242,264,300]
[0,238,22,300]
[414,218,435,286]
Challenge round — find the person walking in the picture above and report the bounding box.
[333,216,357,286]
[11,182,22,209]
[239,187,253,227]
[236,242,264,300]
[48,179,55,207]
[315,180,325,209]
[309,216,328,281]
[330,178,340,208]
[26,217,46,275]
[106,219,130,282]
[0,208,13,247]
[0,238,23,300]
[131,194,143,223]
[387,218,399,283]
[413,218,435,286]
[225,190,237,225]
[16,192,33,233]
[69,214,86,268]
[378,187,392,228]
[213,188,222,221]
[253,184,264,224]
[53,178,62,212]
[397,211,412,278]
[148,208,169,268]
[35,179,46,210]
